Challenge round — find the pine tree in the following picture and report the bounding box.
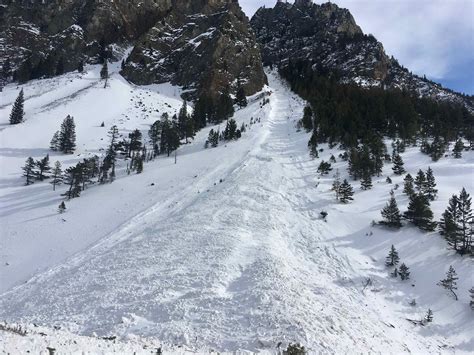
[301,105,313,132]
[77,60,84,73]
[35,154,51,181]
[469,287,474,310]
[224,119,238,141]
[63,164,83,199]
[339,179,354,204]
[457,188,473,254]
[381,195,402,228]
[332,170,341,200]
[22,157,36,186]
[414,170,426,194]
[50,131,60,151]
[360,173,373,190]
[160,118,180,156]
[216,88,234,122]
[128,129,142,157]
[439,194,460,251]
[58,201,66,214]
[317,161,332,175]
[392,154,406,175]
[149,120,162,157]
[59,115,76,154]
[2,58,12,78]
[399,263,410,280]
[100,60,109,80]
[404,193,436,231]
[207,129,219,148]
[424,309,433,323]
[438,265,459,300]
[235,85,248,108]
[424,167,438,201]
[385,245,400,267]
[135,155,144,174]
[452,139,464,158]
[403,174,415,196]
[9,89,25,125]
[50,161,63,191]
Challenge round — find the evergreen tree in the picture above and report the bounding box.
[50,131,60,151]
[224,119,238,140]
[399,263,410,280]
[392,154,406,175]
[135,155,144,174]
[2,58,11,78]
[403,174,415,196]
[452,139,464,158]
[339,179,354,204]
[235,84,248,108]
[404,193,436,231]
[35,154,51,181]
[149,120,162,156]
[77,60,84,73]
[385,245,400,267]
[332,170,342,200]
[439,194,460,251]
[317,161,332,175]
[128,129,142,157]
[206,129,219,148]
[58,201,66,214]
[457,188,473,254]
[469,287,474,310]
[100,60,109,81]
[63,164,83,199]
[414,170,426,193]
[438,265,459,300]
[424,167,438,201]
[301,105,314,132]
[9,89,25,125]
[160,118,180,156]
[360,173,373,190]
[424,309,434,323]
[59,115,76,154]
[216,89,234,122]
[22,157,36,186]
[50,161,63,191]
[381,195,402,228]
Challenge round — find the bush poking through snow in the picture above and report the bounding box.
[438,265,459,300]
[284,343,307,355]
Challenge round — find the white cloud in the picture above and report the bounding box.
[240,0,474,91]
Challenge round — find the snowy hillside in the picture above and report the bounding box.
[0,69,473,353]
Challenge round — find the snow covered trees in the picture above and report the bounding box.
[399,263,410,280]
[425,167,438,201]
[51,115,77,154]
[35,154,51,181]
[50,161,63,191]
[392,154,405,175]
[9,89,25,124]
[403,174,415,196]
[22,157,36,185]
[317,161,332,175]
[380,193,402,228]
[160,119,180,157]
[385,245,400,267]
[452,139,464,158]
[58,201,66,214]
[149,120,162,157]
[224,119,240,141]
[440,188,473,255]
[338,180,354,204]
[360,173,372,190]
[438,265,458,300]
[404,193,436,231]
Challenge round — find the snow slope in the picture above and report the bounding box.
[0,69,473,353]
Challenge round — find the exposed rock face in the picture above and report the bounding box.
[0,0,266,98]
[251,1,473,110]
[121,0,266,99]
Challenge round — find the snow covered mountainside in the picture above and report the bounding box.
[0,68,473,353]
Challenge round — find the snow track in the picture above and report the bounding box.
[0,72,472,353]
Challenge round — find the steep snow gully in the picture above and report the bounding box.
[0,72,467,353]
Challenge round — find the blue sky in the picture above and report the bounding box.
[241,0,474,95]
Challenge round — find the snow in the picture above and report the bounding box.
[0,69,473,353]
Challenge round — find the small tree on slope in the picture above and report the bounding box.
[424,167,438,201]
[403,174,415,196]
[404,193,436,231]
[392,154,405,175]
[22,157,36,186]
[399,263,410,280]
[50,161,63,191]
[380,194,402,228]
[438,265,459,300]
[339,179,354,204]
[9,89,25,124]
[385,245,400,267]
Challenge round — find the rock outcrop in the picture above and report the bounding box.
[0,0,266,98]
[251,1,473,110]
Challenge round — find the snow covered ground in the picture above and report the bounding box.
[0,69,473,353]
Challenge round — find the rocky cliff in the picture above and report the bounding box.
[0,0,266,98]
[251,1,473,110]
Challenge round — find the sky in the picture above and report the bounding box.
[240,0,474,95]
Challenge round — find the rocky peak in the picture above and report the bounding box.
[251,1,473,110]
